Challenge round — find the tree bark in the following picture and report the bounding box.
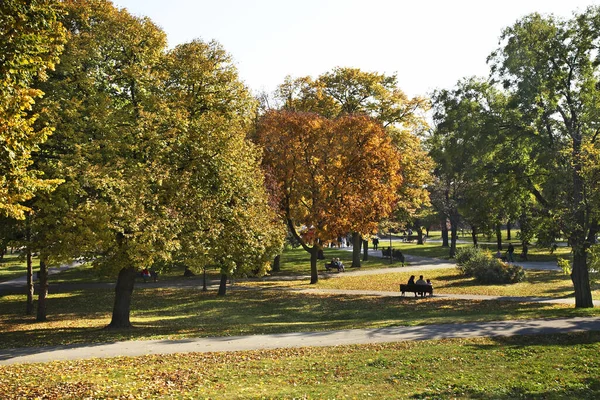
[217,273,227,296]
[449,212,459,258]
[272,254,281,272]
[36,259,48,322]
[471,225,478,247]
[202,268,208,291]
[351,232,361,267]
[26,249,34,315]
[415,221,424,245]
[506,221,512,241]
[496,223,503,251]
[441,219,449,247]
[362,239,369,261]
[309,246,319,284]
[572,247,593,307]
[107,267,136,329]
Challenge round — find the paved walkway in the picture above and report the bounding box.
[0,250,591,366]
[2,317,599,365]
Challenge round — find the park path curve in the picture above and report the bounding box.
[1,317,599,365]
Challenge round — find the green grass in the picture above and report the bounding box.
[315,267,600,299]
[0,253,34,282]
[270,247,406,276]
[382,239,571,262]
[2,286,599,350]
[1,332,599,399]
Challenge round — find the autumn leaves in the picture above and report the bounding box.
[254,111,404,283]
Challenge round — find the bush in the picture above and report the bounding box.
[455,247,525,284]
[455,247,489,277]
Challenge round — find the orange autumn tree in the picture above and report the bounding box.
[254,110,402,283]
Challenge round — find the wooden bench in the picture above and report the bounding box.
[400,283,433,297]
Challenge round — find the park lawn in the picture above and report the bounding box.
[315,267,600,299]
[271,247,406,276]
[0,253,34,282]
[387,240,571,262]
[1,332,599,399]
[49,262,224,284]
[1,286,599,350]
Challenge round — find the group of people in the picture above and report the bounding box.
[407,274,433,297]
[326,257,345,272]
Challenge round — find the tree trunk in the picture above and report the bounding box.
[26,249,34,315]
[217,273,227,296]
[36,259,48,322]
[496,223,502,250]
[506,221,512,241]
[202,268,208,291]
[471,225,478,247]
[272,254,281,272]
[351,232,361,267]
[362,239,369,261]
[415,221,424,245]
[107,267,136,329]
[441,219,449,247]
[310,246,319,284]
[449,213,459,258]
[572,246,594,307]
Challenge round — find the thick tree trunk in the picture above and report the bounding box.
[26,249,34,315]
[362,239,369,261]
[441,220,449,247]
[352,232,361,267]
[471,225,478,247]
[272,254,281,272]
[496,223,503,251]
[36,259,48,322]
[310,247,319,284]
[572,246,594,307]
[217,273,227,296]
[506,221,512,241]
[107,267,136,329]
[415,222,424,245]
[202,268,208,291]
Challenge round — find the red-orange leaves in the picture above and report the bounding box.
[255,111,402,245]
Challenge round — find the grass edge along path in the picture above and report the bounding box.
[2,316,600,365]
[1,328,600,399]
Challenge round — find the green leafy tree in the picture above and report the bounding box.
[31,0,176,324]
[489,8,600,307]
[160,40,284,296]
[0,0,65,219]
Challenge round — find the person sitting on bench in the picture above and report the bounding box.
[415,275,427,297]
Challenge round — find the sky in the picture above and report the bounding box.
[111,0,600,98]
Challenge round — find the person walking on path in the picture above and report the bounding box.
[507,243,515,262]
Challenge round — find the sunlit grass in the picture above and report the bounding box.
[0,253,35,282]
[1,333,599,399]
[314,267,600,298]
[1,287,599,350]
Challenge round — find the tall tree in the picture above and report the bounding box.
[160,40,284,295]
[270,68,432,264]
[0,0,65,219]
[254,111,402,283]
[488,8,600,307]
[32,0,176,324]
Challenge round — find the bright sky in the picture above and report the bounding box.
[112,0,599,98]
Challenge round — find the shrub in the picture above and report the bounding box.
[455,247,489,277]
[455,247,525,284]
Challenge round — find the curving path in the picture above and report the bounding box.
[2,317,600,365]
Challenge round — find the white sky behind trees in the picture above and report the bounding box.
[112,0,599,98]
